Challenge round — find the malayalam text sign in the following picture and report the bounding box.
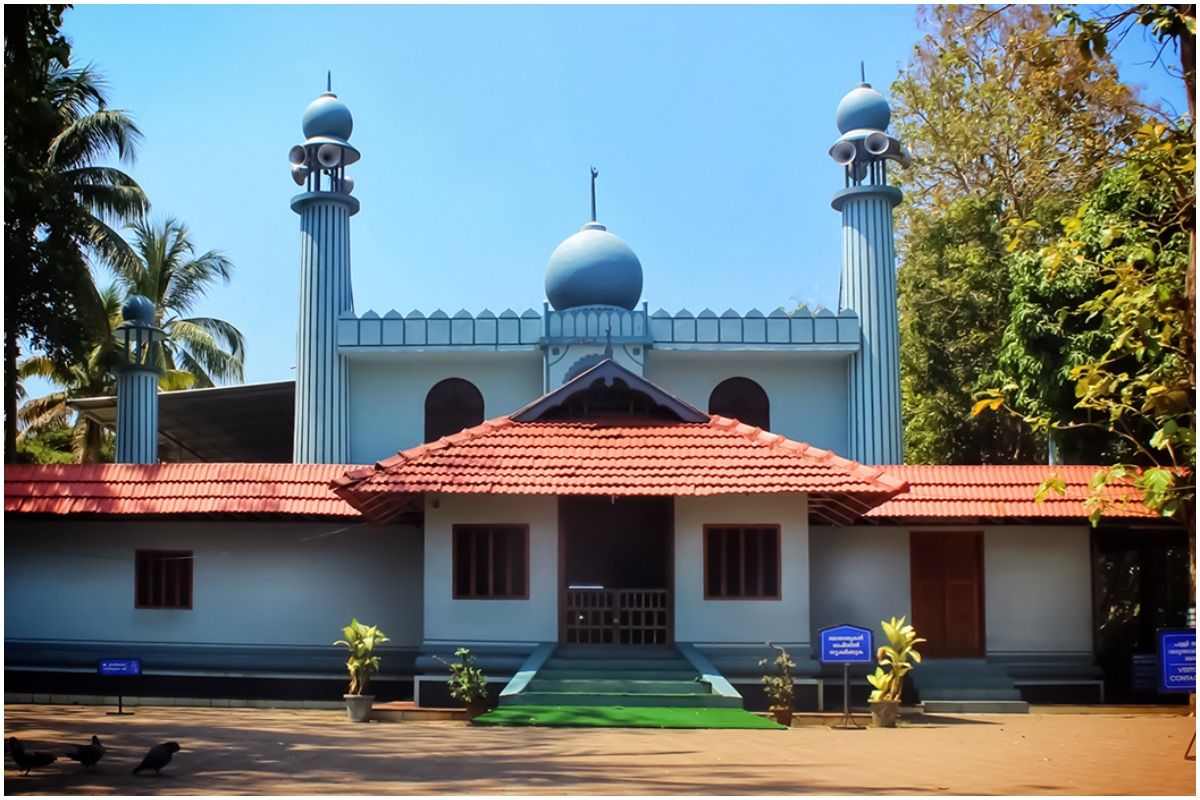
[98,658,141,676]
[1158,629,1195,693]
[818,624,874,664]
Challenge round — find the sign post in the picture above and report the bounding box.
[98,658,141,715]
[1157,629,1195,758]
[818,624,874,730]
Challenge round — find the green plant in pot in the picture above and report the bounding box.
[334,618,390,722]
[866,616,924,728]
[438,647,489,719]
[758,642,796,726]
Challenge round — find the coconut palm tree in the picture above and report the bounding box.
[4,35,149,460]
[106,217,246,386]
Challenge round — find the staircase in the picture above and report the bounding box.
[501,645,740,708]
[913,659,1029,713]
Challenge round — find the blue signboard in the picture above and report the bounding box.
[98,658,141,676]
[1158,629,1195,693]
[818,624,874,664]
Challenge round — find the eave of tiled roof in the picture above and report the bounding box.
[331,415,908,525]
[864,465,1162,523]
[4,463,365,519]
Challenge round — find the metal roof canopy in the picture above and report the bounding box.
[70,380,294,463]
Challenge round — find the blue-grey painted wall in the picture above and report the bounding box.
[644,350,849,452]
[346,353,543,462]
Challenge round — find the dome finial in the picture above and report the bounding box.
[327,70,332,93]
[860,61,866,85]
[590,165,599,223]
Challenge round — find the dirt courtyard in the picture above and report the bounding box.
[3,704,1195,795]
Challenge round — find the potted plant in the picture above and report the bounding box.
[758,642,796,726]
[438,647,490,719]
[866,616,925,728]
[334,618,390,722]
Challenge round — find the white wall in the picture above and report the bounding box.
[809,525,910,640]
[809,525,1093,656]
[4,520,423,647]
[644,350,849,452]
[347,352,543,463]
[422,494,558,644]
[674,494,810,645]
[984,525,1092,655]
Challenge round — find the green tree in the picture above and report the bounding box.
[4,5,148,462]
[891,4,1148,463]
[110,217,246,386]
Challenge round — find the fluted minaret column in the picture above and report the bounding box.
[114,294,165,464]
[288,81,360,463]
[829,79,908,465]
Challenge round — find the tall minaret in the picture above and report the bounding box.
[288,78,359,463]
[829,77,909,465]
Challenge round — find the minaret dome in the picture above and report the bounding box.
[835,83,891,134]
[302,92,354,141]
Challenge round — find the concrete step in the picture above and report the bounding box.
[505,691,742,708]
[919,688,1023,701]
[922,700,1030,714]
[543,657,693,672]
[915,676,1021,689]
[552,646,680,660]
[536,668,700,681]
[528,678,710,694]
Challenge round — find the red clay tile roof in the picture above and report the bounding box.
[332,416,908,525]
[4,463,364,519]
[866,465,1159,521]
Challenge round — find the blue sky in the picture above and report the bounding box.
[58,4,1189,386]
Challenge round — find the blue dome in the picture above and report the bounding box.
[302,92,353,141]
[545,222,643,311]
[121,294,156,325]
[835,84,891,134]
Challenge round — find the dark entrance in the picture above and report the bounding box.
[910,531,985,658]
[559,496,673,645]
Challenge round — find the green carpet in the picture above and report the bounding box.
[473,705,784,729]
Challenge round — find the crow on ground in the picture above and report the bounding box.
[7,737,57,775]
[132,741,181,776]
[65,735,105,770]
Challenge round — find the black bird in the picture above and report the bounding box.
[7,737,56,775]
[65,735,105,770]
[132,741,181,776]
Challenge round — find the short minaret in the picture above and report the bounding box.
[114,295,165,464]
[829,76,910,465]
[288,78,360,463]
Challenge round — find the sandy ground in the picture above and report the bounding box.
[2,704,1195,795]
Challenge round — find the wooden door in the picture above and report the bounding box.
[910,532,984,658]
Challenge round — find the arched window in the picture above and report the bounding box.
[425,378,484,442]
[708,377,770,430]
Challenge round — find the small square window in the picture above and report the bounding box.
[452,525,528,599]
[135,550,193,609]
[704,525,780,599]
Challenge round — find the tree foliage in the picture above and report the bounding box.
[4,4,148,461]
[892,4,1149,463]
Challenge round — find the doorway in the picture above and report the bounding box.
[559,496,673,645]
[910,531,985,658]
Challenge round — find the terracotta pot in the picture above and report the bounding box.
[770,705,793,726]
[465,699,488,719]
[870,700,901,728]
[344,694,374,723]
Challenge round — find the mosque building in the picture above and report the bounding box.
[4,81,1188,713]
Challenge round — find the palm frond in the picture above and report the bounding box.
[47,108,143,169]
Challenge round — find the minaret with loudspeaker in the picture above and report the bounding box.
[288,77,359,463]
[829,75,909,465]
